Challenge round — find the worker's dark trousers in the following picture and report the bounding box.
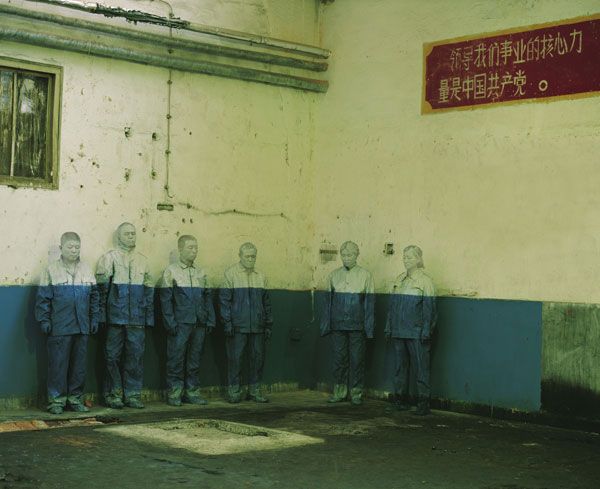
[166,324,207,399]
[104,325,145,402]
[47,333,89,408]
[226,332,265,395]
[392,338,431,399]
[331,330,365,399]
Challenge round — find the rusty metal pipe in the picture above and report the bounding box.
[27,0,331,59]
[0,4,328,72]
[0,26,328,92]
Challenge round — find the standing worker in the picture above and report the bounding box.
[36,232,99,414]
[96,222,154,409]
[159,235,215,406]
[385,245,436,415]
[219,242,273,403]
[321,241,375,405]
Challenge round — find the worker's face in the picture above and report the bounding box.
[403,249,420,272]
[118,224,136,249]
[239,249,257,270]
[340,247,358,269]
[180,239,198,264]
[60,239,81,263]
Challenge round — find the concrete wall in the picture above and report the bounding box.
[0,0,319,290]
[542,302,600,417]
[312,0,600,415]
[1,0,599,417]
[0,0,320,405]
[313,0,600,303]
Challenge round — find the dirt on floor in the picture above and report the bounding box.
[0,391,599,489]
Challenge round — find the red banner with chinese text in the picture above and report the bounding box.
[422,15,600,113]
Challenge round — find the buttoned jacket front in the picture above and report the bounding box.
[36,259,100,336]
[385,269,436,339]
[96,248,154,326]
[219,263,273,334]
[159,261,216,331]
[321,265,375,337]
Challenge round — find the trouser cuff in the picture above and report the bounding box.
[47,396,66,409]
[168,386,184,401]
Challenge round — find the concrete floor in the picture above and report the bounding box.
[0,391,599,489]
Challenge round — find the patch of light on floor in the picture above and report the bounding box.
[96,418,324,455]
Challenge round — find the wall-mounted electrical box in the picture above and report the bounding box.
[383,242,395,255]
[319,242,338,263]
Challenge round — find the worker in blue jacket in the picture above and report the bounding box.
[385,245,436,415]
[96,222,154,409]
[219,242,273,403]
[159,235,216,406]
[35,232,99,414]
[321,241,375,405]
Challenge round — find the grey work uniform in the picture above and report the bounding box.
[219,263,273,399]
[321,265,375,402]
[35,259,99,410]
[385,269,436,400]
[96,247,154,404]
[159,261,216,402]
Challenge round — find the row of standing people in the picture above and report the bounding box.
[35,222,436,415]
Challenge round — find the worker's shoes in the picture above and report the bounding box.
[47,405,64,415]
[248,384,268,403]
[167,397,182,407]
[184,395,208,405]
[328,384,348,403]
[106,398,124,409]
[350,388,363,406]
[125,398,145,409]
[227,386,242,404]
[390,394,411,411]
[249,393,269,403]
[394,401,411,411]
[413,400,431,416]
[69,403,90,413]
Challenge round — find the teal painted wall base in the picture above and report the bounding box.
[0,287,541,412]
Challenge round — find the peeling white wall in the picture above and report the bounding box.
[0,0,319,288]
[2,0,599,302]
[312,0,600,303]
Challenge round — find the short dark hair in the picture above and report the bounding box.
[60,232,81,245]
[239,242,257,255]
[117,222,135,234]
[178,235,197,250]
[340,241,359,254]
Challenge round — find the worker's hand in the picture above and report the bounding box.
[384,331,392,340]
[40,322,51,335]
[265,329,272,341]
[91,322,99,334]
[168,326,178,337]
[224,326,234,337]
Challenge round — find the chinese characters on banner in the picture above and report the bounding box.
[422,15,600,113]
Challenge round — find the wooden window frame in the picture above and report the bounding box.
[0,56,62,190]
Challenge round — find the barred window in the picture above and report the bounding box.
[0,58,61,189]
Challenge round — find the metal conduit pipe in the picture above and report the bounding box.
[29,0,331,59]
[0,4,328,72]
[0,27,328,93]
